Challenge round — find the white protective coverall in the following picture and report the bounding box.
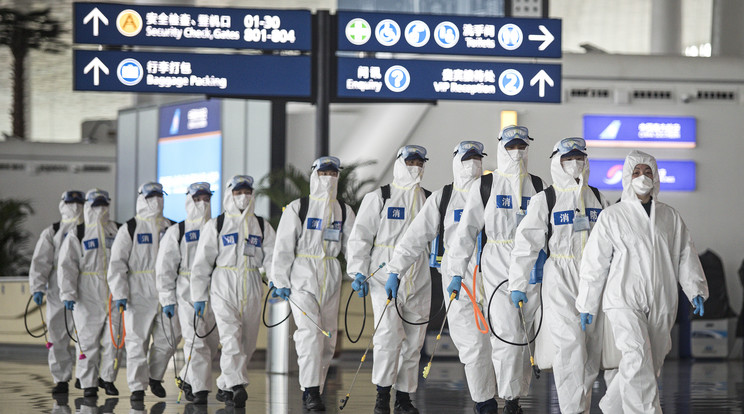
[107,194,176,392]
[576,150,709,414]
[388,151,493,402]
[57,197,121,389]
[446,140,545,400]
[508,153,609,413]
[347,156,430,393]
[28,198,83,384]
[270,169,356,393]
[190,189,276,389]
[156,195,223,393]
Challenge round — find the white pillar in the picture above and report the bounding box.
[650,0,682,54]
[711,0,744,57]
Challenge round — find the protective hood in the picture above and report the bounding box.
[453,148,482,188]
[550,151,589,189]
[59,199,83,223]
[135,193,164,219]
[185,194,211,222]
[496,138,528,175]
[224,187,255,216]
[309,169,338,200]
[392,156,424,188]
[83,199,109,225]
[621,150,660,202]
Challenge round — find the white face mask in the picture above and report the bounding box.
[562,159,585,179]
[146,196,164,213]
[61,203,83,220]
[631,175,654,196]
[317,175,338,193]
[193,200,210,216]
[461,159,482,178]
[90,206,108,221]
[406,165,423,182]
[233,194,252,211]
[507,148,527,162]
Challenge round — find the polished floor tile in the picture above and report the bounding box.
[0,345,741,413]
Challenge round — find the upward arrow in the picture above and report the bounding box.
[528,25,554,51]
[83,8,109,37]
[530,70,554,98]
[84,57,109,86]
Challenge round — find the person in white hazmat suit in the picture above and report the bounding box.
[156,182,225,405]
[508,138,610,414]
[28,190,85,395]
[190,175,276,408]
[107,182,176,402]
[57,189,122,398]
[347,145,430,414]
[576,150,708,414]
[270,156,356,412]
[387,141,501,414]
[446,126,547,414]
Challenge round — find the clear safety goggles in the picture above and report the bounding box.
[498,125,533,145]
[550,137,587,158]
[62,190,85,204]
[227,175,254,191]
[453,141,487,159]
[86,189,110,206]
[397,145,429,161]
[312,156,342,172]
[138,182,166,198]
[187,182,213,196]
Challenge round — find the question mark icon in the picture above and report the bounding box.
[384,65,410,92]
[392,70,403,87]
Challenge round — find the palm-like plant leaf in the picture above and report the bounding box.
[0,199,34,276]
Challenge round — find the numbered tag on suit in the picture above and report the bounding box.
[323,228,341,242]
[243,240,256,257]
[573,214,591,232]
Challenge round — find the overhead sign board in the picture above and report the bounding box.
[589,159,696,192]
[337,11,561,58]
[158,100,222,221]
[337,57,561,103]
[74,2,312,51]
[584,115,697,148]
[74,49,311,98]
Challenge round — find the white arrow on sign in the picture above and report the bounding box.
[83,7,109,37]
[528,25,554,51]
[84,57,109,86]
[530,70,554,98]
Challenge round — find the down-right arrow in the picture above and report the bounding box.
[530,70,554,98]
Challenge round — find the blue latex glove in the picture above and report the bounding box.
[274,287,291,301]
[692,295,705,317]
[193,301,206,317]
[351,273,369,298]
[115,299,127,311]
[511,290,528,309]
[385,273,399,299]
[163,304,175,319]
[447,276,463,300]
[63,300,75,311]
[32,292,44,306]
[580,313,593,331]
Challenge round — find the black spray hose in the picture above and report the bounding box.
[193,312,217,339]
[63,307,78,343]
[394,289,446,326]
[486,279,544,346]
[262,285,292,328]
[344,289,366,343]
[24,295,47,338]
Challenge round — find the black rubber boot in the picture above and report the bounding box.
[98,378,119,396]
[149,378,166,398]
[130,390,145,401]
[374,386,392,414]
[182,381,194,402]
[216,388,232,403]
[193,390,209,405]
[302,386,325,411]
[473,398,499,414]
[51,381,69,394]
[230,385,247,408]
[394,391,419,414]
[503,398,523,414]
[83,387,98,398]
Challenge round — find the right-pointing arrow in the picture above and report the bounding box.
[528,25,554,51]
[530,70,554,98]
[84,57,109,86]
[83,7,109,37]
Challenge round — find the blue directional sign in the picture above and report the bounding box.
[337,11,561,58]
[584,114,697,148]
[74,50,311,98]
[337,57,561,103]
[74,2,312,51]
[589,159,696,192]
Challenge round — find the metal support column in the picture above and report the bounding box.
[314,10,331,158]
